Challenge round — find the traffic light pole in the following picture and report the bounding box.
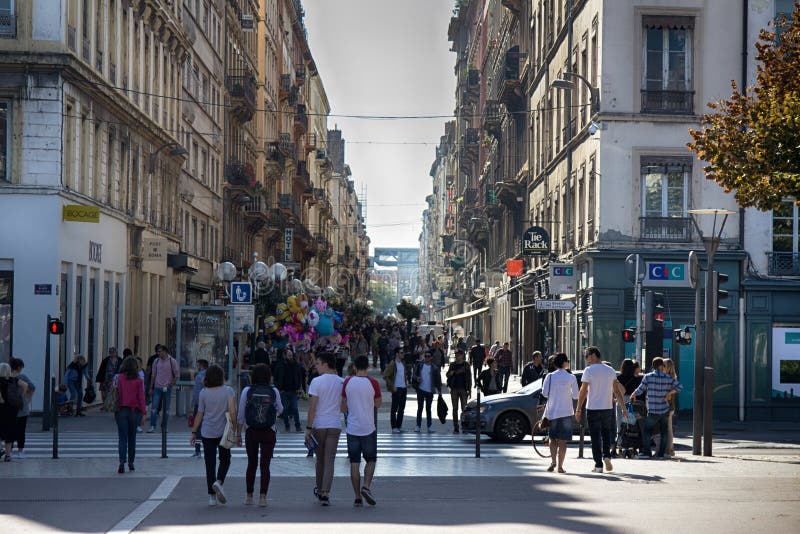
[702,245,719,457]
[692,265,704,456]
[43,314,52,432]
[634,256,643,365]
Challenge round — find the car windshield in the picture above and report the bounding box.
[515,378,543,395]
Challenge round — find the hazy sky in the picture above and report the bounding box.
[303,0,456,254]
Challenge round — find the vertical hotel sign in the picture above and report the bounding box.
[284,228,293,262]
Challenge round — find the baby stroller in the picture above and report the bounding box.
[616,400,645,458]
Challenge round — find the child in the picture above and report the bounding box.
[57,385,72,416]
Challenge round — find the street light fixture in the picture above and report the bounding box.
[687,208,736,457]
[550,71,600,114]
[148,142,188,174]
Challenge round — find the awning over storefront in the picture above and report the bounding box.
[444,306,490,322]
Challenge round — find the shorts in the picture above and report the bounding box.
[346,431,378,463]
[548,416,574,441]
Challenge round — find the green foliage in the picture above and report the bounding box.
[396,299,422,321]
[368,281,397,315]
[348,301,374,324]
[688,4,800,210]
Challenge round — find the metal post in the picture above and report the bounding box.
[475,387,481,458]
[577,412,586,458]
[161,387,168,458]
[51,377,59,459]
[692,265,704,456]
[43,314,52,431]
[634,256,643,365]
[703,264,716,457]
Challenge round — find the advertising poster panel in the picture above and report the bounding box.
[772,325,800,398]
[176,306,233,384]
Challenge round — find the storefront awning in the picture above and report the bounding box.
[444,306,490,322]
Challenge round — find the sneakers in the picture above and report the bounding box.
[360,486,376,506]
[603,458,613,472]
[136,426,143,433]
[258,494,267,507]
[414,426,421,433]
[320,495,330,506]
[592,466,603,473]
[392,428,401,434]
[212,480,227,504]
[208,495,217,506]
[118,463,125,474]
[128,463,134,471]
[245,494,254,505]
[12,451,24,459]
[353,499,363,507]
[427,426,436,434]
[190,451,202,458]
[147,426,155,433]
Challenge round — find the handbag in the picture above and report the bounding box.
[103,384,119,412]
[220,412,240,449]
[540,417,551,428]
[436,394,449,424]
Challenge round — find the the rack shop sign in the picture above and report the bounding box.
[522,226,550,256]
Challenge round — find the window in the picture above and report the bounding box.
[0,100,9,181]
[0,271,12,361]
[773,199,799,253]
[0,0,16,39]
[640,156,691,241]
[642,16,693,113]
[192,217,198,254]
[200,222,206,257]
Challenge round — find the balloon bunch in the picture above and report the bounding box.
[262,293,346,352]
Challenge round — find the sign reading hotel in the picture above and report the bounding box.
[63,205,99,223]
[522,226,550,256]
[284,228,293,262]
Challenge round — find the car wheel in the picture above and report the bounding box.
[494,412,529,443]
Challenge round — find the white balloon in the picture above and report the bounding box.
[291,279,304,294]
[272,263,288,281]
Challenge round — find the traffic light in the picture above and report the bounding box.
[712,271,729,321]
[673,327,692,346]
[644,291,665,332]
[48,318,64,335]
[622,328,636,343]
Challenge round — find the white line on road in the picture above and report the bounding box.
[108,475,181,534]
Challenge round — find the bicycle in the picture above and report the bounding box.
[531,418,551,458]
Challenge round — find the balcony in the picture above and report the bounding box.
[278,133,295,157]
[641,90,694,114]
[224,161,255,187]
[244,196,269,234]
[279,74,291,100]
[295,63,306,84]
[766,252,800,277]
[467,217,490,245]
[482,100,501,137]
[294,104,308,133]
[226,70,256,122]
[295,160,311,189]
[484,190,504,218]
[639,216,692,242]
[0,9,16,38]
[501,0,522,14]
[462,187,478,204]
[499,46,523,110]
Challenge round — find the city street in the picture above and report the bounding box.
[2,370,799,533]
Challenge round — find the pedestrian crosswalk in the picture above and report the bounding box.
[21,430,529,459]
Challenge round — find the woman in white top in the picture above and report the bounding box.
[540,353,579,473]
[189,364,237,506]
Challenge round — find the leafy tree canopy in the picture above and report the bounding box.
[688,4,800,210]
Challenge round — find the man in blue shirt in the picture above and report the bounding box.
[631,357,682,459]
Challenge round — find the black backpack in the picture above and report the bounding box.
[245,384,277,430]
[4,378,24,411]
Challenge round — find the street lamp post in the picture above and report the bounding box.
[148,142,188,174]
[688,208,735,457]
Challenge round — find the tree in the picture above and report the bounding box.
[396,299,422,341]
[367,281,397,315]
[687,5,800,210]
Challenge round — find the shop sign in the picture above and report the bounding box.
[143,239,167,262]
[63,205,100,223]
[522,226,550,256]
[285,228,293,262]
[643,262,691,288]
[549,263,575,294]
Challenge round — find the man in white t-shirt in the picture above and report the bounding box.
[576,346,626,474]
[341,355,382,506]
[305,352,344,506]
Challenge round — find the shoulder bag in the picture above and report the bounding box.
[220,412,240,449]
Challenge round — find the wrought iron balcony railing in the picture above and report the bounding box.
[639,216,692,242]
[766,252,800,276]
[641,90,694,114]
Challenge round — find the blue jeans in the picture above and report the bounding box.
[115,407,141,463]
[498,366,511,393]
[150,387,172,429]
[280,391,300,429]
[587,409,614,468]
[641,412,669,457]
[390,388,407,429]
[68,381,83,412]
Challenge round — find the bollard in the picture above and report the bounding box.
[475,387,481,459]
[51,377,59,459]
[577,422,586,458]
[161,387,168,458]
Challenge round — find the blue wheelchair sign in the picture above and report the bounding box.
[230,282,252,304]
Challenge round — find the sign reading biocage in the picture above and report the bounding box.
[643,262,690,288]
[522,226,550,256]
[63,205,100,223]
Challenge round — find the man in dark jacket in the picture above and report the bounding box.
[520,351,545,387]
[468,339,486,384]
[412,352,442,433]
[274,350,303,431]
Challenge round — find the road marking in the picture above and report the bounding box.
[108,475,181,534]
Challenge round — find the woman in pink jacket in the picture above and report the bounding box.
[115,356,147,474]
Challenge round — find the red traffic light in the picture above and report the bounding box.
[622,328,636,343]
[48,319,64,335]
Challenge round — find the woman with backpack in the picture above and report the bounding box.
[237,364,283,507]
[190,364,237,506]
[0,362,27,461]
[65,355,90,416]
